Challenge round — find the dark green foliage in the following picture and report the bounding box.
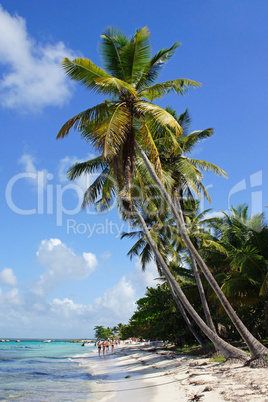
[122,284,203,346]
[94,325,113,339]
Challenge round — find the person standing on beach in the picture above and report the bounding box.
[102,341,106,356]
[111,340,115,353]
[97,340,102,357]
[105,340,110,353]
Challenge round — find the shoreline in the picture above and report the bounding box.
[75,343,268,401]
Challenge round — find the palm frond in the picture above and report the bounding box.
[68,157,109,180]
[121,230,144,240]
[61,58,114,95]
[136,101,183,135]
[137,42,180,88]
[80,103,130,157]
[120,27,151,84]
[99,27,129,79]
[57,101,115,139]
[140,79,201,101]
[259,273,268,297]
[182,129,214,153]
[188,158,228,178]
[94,77,137,95]
[81,166,111,207]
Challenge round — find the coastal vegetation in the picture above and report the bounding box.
[57,27,268,365]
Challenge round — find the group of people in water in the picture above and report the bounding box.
[96,339,120,356]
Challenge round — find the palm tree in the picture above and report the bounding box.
[135,141,267,363]
[67,152,249,361]
[154,109,221,333]
[58,27,267,363]
[122,207,209,349]
[57,26,199,207]
[204,205,268,330]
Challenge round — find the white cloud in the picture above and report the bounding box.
[94,276,136,319]
[0,6,77,112]
[50,297,93,319]
[0,267,18,286]
[0,240,161,337]
[33,238,97,296]
[0,287,22,306]
[18,153,49,190]
[203,210,225,220]
[134,259,161,290]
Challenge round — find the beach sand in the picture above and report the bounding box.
[77,343,268,401]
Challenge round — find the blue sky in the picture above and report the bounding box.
[0,0,267,338]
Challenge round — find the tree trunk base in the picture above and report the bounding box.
[244,355,268,368]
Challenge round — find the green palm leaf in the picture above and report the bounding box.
[68,157,108,180]
[57,101,115,139]
[80,103,130,157]
[120,27,151,84]
[259,273,268,297]
[99,26,129,79]
[182,129,214,153]
[94,77,137,95]
[137,43,180,88]
[188,158,228,178]
[136,101,183,135]
[61,58,119,95]
[140,79,201,101]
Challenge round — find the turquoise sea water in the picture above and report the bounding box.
[0,339,100,401]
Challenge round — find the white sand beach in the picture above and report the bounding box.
[76,343,268,401]
[74,344,268,402]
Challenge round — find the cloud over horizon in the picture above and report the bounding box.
[0,238,159,338]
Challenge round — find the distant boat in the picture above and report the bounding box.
[16,340,20,342]
[43,340,52,343]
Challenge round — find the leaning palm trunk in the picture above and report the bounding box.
[175,199,217,333]
[135,140,268,361]
[189,253,217,333]
[155,260,207,348]
[167,278,209,351]
[132,203,248,361]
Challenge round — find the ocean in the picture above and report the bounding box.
[0,339,104,401]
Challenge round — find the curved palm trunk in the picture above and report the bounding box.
[132,203,248,361]
[135,140,268,359]
[175,198,217,333]
[189,253,217,333]
[167,278,209,351]
[122,108,135,209]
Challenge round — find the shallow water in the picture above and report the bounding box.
[0,339,101,401]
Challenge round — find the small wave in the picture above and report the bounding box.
[29,371,50,376]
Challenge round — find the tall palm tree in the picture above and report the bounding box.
[67,151,249,361]
[58,27,267,363]
[135,141,267,363]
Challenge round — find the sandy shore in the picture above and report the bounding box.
[76,343,268,401]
